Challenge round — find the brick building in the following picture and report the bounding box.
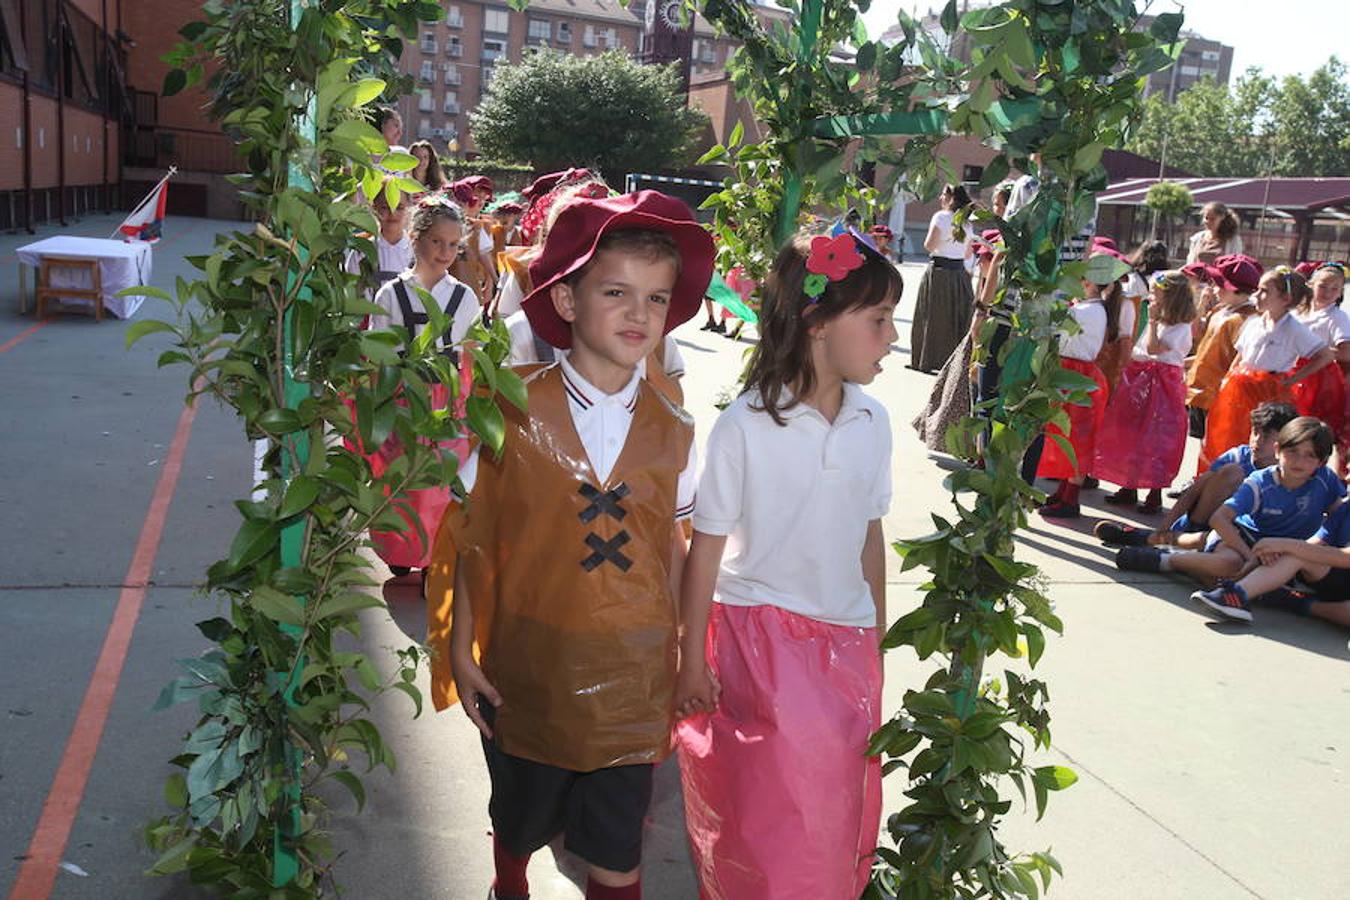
[1136,14,1234,102]
[397,0,762,156]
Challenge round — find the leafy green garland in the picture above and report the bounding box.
[134,1,521,894]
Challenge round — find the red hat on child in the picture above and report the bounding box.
[1204,254,1263,294]
[522,191,715,349]
[973,228,1003,261]
[1181,260,1211,283]
[1090,236,1128,262]
[869,224,893,240]
[1294,261,1320,278]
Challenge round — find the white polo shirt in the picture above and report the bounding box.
[1234,312,1325,373]
[1058,297,1107,362]
[1132,321,1193,366]
[370,271,480,353]
[1296,304,1350,350]
[458,354,696,519]
[693,385,892,628]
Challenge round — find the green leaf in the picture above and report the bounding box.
[249,585,305,627]
[380,151,419,173]
[257,408,303,435]
[1023,624,1046,667]
[351,78,387,108]
[940,0,959,34]
[1036,764,1078,791]
[163,772,188,809]
[467,395,505,454]
[278,475,320,518]
[495,367,528,413]
[1149,11,1184,44]
[728,121,744,149]
[125,319,178,349]
[329,770,366,813]
[227,519,279,572]
[145,834,195,875]
[162,69,187,98]
[1083,253,1131,285]
[312,591,382,622]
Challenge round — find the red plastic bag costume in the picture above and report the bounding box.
[1200,366,1293,472]
[1038,357,1109,480]
[1094,359,1188,489]
[1291,355,1346,436]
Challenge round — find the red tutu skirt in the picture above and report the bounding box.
[1094,360,1188,489]
[1291,356,1346,436]
[1038,357,1109,480]
[1199,367,1292,473]
[677,603,882,900]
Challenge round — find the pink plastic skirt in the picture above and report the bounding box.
[1038,357,1109,480]
[676,602,882,900]
[1094,359,1188,489]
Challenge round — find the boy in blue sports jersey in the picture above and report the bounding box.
[1100,402,1297,549]
[1192,500,1350,625]
[1116,417,1344,582]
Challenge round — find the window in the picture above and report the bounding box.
[482,38,505,62]
[1179,64,1199,76]
[444,63,461,85]
[418,117,432,140]
[481,65,495,95]
[700,41,715,63]
[528,19,550,42]
[605,28,618,49]
[419,60,434,82]
[420,31,437,54]
[447,5,463,28]
[418,89,434,112]
[443,92,459,114]
[582,25,596,47]
[962,164,984,183]
[556,22,571,43]
[1202,49,1221,61]
[447,35,462,57]
[484,8,509,34]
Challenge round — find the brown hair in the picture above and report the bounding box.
[1100,279,1125,343]
[1266,266,1314,312]
[744,233,903,425]
[1250,401,1298,435]
[408,197,464,249]
[1150,270,1197,325]
[407,140,445,190]
[564,229,682,287]
[1277,416,1334,462]
[1203,201,1239,242]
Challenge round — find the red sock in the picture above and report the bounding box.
[1060,481,1081,505]
[492,836,530,899]
[1047,480,1067,502]
[585,877,641,900]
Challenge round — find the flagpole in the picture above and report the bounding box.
[110,167,176,239]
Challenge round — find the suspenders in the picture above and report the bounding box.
[531,329,556,363]
[392,277,467,361]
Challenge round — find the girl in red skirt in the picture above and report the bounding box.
[1038,259,1122,518]
[1293,262,1350,462]
[1201,267,1333,469]
[1096,271,1198,513]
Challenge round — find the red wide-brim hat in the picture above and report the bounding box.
[1203,253,1263,294]
[522,190,715,349]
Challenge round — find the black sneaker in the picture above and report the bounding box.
[712,319,727,334]
[1116,546,1165,572]
[1038,500,1080,519]
[1257,587,1314,617]
[1094,520,1152,546]
[699,319,717,331]
[1082,476,1100,490]
[1103,488,1138,506]
[1192,581,1253,623]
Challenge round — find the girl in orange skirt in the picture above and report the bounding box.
[1038,259,1122,518]
[1201,267,1333,469]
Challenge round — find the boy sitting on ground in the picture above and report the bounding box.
[1095,402,1297,549]
[1115,417,1344,583]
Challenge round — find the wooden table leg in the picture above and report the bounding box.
[18,264,28,316]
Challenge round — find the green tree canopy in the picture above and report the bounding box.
[1127,57,1350,177]
[1145,180,1193,219]
[469,49,710,179]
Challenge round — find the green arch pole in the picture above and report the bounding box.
[772,0,819,245]
[272,0,315,886]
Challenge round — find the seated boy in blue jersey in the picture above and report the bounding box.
[1192,501,1350,625]
[1116,417,1344,582]
[1098,402,1297,550]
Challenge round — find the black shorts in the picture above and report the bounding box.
[478,700,654,873]
[1307,567,1350,601]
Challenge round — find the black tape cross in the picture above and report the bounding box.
[581,530,632,572]
[578,482,630,524]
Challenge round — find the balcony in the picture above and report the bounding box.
[447,14,464,28]
[420,39,438,54]
[444,70,461,86]
[444,103,460,116]
[447,42,463,57]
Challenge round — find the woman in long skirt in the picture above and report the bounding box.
[909,183,974,373]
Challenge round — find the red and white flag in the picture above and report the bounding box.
[114,168,174,243]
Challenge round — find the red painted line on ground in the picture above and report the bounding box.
[0,321,50,354]
[8,391,200,900]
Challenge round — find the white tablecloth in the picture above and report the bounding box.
[16,236,154,319]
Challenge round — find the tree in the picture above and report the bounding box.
[1127,58,1350,177]
[1145,180,1194,244]
[469,49,709,179]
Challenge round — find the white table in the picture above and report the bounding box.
[15,236,155,319]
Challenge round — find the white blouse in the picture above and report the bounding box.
[1234,313,1326,373]
[927,209,970,260]
[1295,304,1350,350]
[1132,321,1193,366]
[1059,298,1107,362]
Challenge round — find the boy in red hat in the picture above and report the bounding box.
[426,190,715,900]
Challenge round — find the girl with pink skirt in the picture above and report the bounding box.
[675,230,901,900]
[1095,271,1197,513]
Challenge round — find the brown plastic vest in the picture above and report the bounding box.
[443,364,692,771]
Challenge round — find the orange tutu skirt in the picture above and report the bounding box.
[1291,356,1346,437]
[1038,357,1109,480]
[1199,367,1292,473]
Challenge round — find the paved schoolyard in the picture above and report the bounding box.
[0,216,1344,899]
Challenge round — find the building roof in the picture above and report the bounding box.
[1097,178,1350,214]
[524,0,643,28]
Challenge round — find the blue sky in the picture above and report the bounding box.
[861,0,1342,82]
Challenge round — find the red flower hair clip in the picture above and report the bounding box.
[804,233,866,301]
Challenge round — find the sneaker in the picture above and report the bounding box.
[1094,520,1152,546]
[1082,476,1100,490]
[1192,581,1253,623]
[1136,499,1163,515]
[1257,586,1314,617]
[712,319,727,334]
[699,319,717,331]
[1116,546,1165,572]
[1166,478,1195,500]
[1103,488,1138,506]
[1038,500,1080,519]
